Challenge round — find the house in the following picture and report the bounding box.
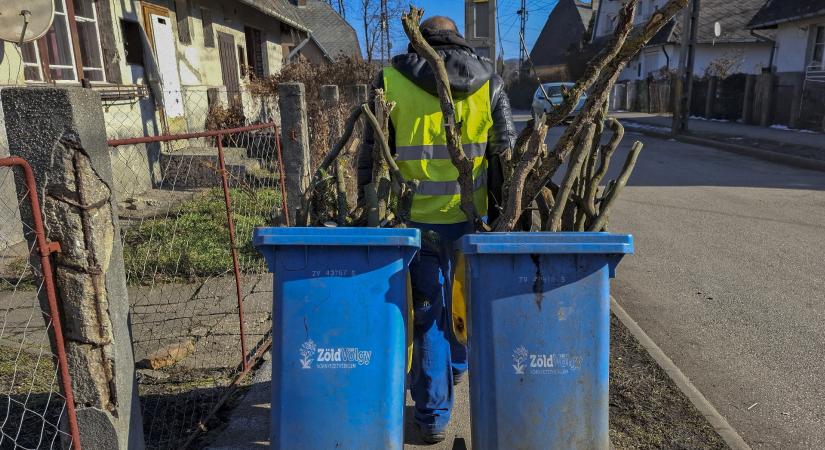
[530,0,599,81]
[747,0,825,129]
[748,0,825,80]
[0,0,359,133]
[0,0,360,202]
[592,0,774,81]
[290,0,362,63]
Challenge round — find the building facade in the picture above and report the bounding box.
[592,0,773,81]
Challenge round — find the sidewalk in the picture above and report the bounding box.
[204,353,472,450]
[613,112,825,170]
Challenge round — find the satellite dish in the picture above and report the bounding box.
[714,21,722,38]
[0,0,55,45]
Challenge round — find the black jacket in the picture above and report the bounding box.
[356,31,517,214]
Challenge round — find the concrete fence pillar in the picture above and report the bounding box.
[705,76,719,119]
[626,81,638,112]
[742,75,756,124]
[0,87,145,450]
[344,84,369,107]
[638,79,650,113]
[758,73,775,127]
[788,73,805,129]
[277,83,312,226]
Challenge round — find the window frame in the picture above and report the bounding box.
[73,0,107,82]
[810,25,825,70]
[21,42,46,82]
[21,0,108,84]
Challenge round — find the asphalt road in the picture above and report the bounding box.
[530,116,825,449]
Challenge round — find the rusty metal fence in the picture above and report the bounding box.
[107,123,287,449]
[0,157,81,450]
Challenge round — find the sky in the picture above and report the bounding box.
[342,0,561,61]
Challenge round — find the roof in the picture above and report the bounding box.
[292,1,362,59]
[238,1,361,59]
[530,0,598,67]
[649,0,770,45]
[747,0,825,29]
[239,0,309,32]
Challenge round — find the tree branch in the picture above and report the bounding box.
[297,106,363,226]
[588,141,643,231]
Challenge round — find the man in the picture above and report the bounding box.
[357,16,516,443]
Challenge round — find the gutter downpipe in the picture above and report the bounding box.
[750,29,776,72]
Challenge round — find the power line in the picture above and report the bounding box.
[518,0,528,71]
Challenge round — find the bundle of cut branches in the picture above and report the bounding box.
[298,0,687,232]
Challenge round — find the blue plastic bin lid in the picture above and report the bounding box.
[253,227,421,248]
[457,232,633,255]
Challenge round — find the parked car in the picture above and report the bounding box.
[531,82,587,122]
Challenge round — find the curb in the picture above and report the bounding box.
[622,122,825,173]
[610,297,752,450]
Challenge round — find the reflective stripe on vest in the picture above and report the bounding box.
[383,66,493,224]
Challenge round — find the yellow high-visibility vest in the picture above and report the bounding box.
[383,67,493,224]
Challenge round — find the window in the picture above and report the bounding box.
[20,0,106,83]
[73,0,105,81]
[812,25,825,69]
[175,0,192,44]
[244,26,264,78]
[238,44,247,76]
[121,20,145,66]
[473,1,490,38]
[21,42,44,82]
[202,8,215,47]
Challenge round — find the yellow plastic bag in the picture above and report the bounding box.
[451,252,468,345]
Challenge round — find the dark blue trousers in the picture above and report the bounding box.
[408,221,470,432]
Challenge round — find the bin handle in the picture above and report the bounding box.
[451,253,468,345]
[406,272,414,373]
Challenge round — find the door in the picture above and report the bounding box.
[148,12,185,118]
[218,32,242,108]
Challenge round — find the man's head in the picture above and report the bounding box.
[420,16,459,35]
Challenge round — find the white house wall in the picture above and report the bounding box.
[772,17,825,73]
[619,43,773,81]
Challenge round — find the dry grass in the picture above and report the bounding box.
[609,313,728,449]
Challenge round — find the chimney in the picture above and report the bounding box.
[291,0,307,6]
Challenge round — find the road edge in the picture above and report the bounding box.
[610,296,752,450]
[622,122,825,173]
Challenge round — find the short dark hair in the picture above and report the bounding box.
[420,16,458,34]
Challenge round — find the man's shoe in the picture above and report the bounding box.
[453,370,466,386]
[417,423,446,444]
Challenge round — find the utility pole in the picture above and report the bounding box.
[379,0,387,62]
[517,0,528,73]
[672,0,700,135]
[383,0,391,59]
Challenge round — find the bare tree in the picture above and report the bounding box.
[355,0,404,62]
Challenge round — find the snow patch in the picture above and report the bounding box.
[769,124,819,134]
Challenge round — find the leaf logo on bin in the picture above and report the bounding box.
[512,346,529,375]
[299,340,317,369]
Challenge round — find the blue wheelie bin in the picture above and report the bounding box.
[253,227,420,450]
[454,232,633,450]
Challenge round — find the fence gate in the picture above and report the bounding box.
[0,157,81,449]
[107,123,287,449]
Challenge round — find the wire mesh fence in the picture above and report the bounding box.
[0,157,80,450]
[107,122,285,449]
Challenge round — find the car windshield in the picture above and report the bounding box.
[537,84,576,98]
